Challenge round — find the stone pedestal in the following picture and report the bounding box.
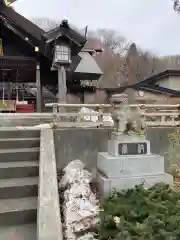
[96,134,173,198]
[97,172,173,199]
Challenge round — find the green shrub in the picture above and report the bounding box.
[100,183,180,240]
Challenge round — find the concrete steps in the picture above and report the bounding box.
[0,223,36,240]
[0,148,40,162]
[0,129,40,239]
[0,161,38,178]
[0,197,37,225]
[0,177,38,199]
[0,129,40,139]
[0,138,40,149]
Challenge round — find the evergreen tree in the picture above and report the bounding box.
[100,183,180,239]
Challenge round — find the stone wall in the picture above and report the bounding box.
[54,127,177,171]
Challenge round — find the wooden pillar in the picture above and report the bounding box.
[7,80,11,100]
[126,88,136,104]
[36,62,42,112]
[57,66,67,103]
[41,84,44,112]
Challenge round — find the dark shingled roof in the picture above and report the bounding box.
[0,2,44,43]
[0,2,103,79]
[99,69,180,96]
[43,23,86,47]
[0,3,86,50]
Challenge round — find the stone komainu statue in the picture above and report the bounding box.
[113,104,146,136]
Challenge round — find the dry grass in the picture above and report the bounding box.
[172,168,180,192]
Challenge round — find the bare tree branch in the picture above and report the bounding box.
[173,0,180,12]
[31,18,60,31]
[30,17,168,103]
[96,28,127,54]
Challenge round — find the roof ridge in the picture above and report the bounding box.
[1,5,44,41]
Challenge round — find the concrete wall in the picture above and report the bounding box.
[132,90,180,104]
[158,75,180,92]
[66,93,82,104]
[54,127,178,171]
[135,91,168,103]
[38,129,62,240]
[158,76,170,89]
[169,76,180,91]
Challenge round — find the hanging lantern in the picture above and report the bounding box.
[35,46,39,52]
[53,44,71,66]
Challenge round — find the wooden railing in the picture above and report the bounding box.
[135,104,180,127]
[45,103,180,127]
[0,56,36,70]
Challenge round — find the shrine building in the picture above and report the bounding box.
[0,0,103,112]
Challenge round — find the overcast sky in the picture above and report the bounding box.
[13,0,180,56]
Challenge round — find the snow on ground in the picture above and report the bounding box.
[79,107,113,125]
[58,160,100,240]
[16,123,52,129]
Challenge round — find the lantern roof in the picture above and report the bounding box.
[43,20,86,48]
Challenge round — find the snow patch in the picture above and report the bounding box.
[79,107,113,124]
[58,160,100,240]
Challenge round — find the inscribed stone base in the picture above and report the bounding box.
[97,152,165,178]
[96,171,173,198]
[108,139,151,156]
